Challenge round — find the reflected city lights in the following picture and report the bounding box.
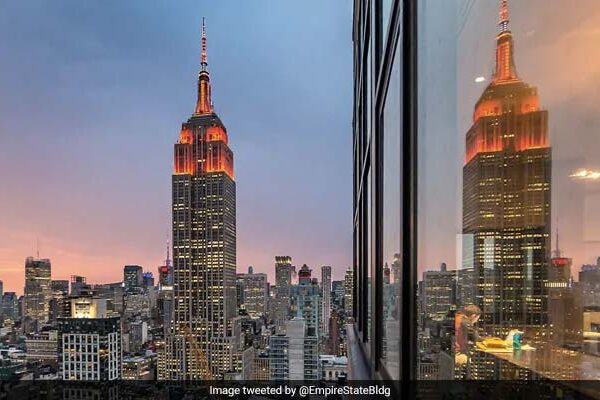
[569,169,600,181]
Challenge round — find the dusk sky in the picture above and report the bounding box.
[0,0,353,293]
[3,0,599,294]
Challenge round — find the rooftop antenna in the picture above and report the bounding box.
[498,0,510,34]
[165,238,171,267]
[201,17,208,71]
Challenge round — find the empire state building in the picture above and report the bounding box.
[160,19,237,380]
[462,0,551,336]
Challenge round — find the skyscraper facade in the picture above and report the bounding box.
[462,0,551,335]
[421,263,456,321]
[24,257,52,324]
[162,19,237,380]
[238,266,268,319]
[274,256,294,329]
[343,268,353,321]
[321,265,332,337]
[123,265,143,294]
[58,298,121,381]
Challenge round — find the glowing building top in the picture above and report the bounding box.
[174,18,234,179]
[466,0,548,164]
[195,17,213,115]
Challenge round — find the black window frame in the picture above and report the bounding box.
[351,0,417,388]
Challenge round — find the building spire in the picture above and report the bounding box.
[195,17,213,115]
[165,238,171,267]
[498,0,510,33]
[201,17,208,71]
[493,0,518,82]
[554,228,561,258]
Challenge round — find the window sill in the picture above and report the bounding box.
[346,323,370,380]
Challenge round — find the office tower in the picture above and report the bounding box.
[321,266,332,337]
[128,320,148,354]
[50,280,69,321]
[238,266,268,318]
[157,250,174,337]
[158,265,171,287]
[70,275,90,296]
[24,257,52,324]
[93,282,124,315]
[142,272,154,289]
[298,264,312,285]
[51,280,69,296]
[579,264,600,308]
[548,233,572,289]
[269,318,319,381]
[2,292,18,321]
[252,350,271,380]
[331,280,344,307]
[548,246,581,347]
[269,333,288,380]
[274,256,294,329]
[462,0,551,335]
[25,330,58,363]
[123,293,151,320]
[162,19,237,380]
[421,263,456,321]
[343,268,353,320]
[325,308,342,356]
[236,275,245,310]
[292,266,321,337]
[58,297,121,380]
[123,265,143,294]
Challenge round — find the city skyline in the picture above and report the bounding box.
[0,0,353,293]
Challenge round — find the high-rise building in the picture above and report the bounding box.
[2,292,18,321]
[321,266,332,337]
[50,280,69,322]
[274,256,294,329]
[269,318,320,381]
[421,263,456,321]
[142,272,154,289]
[343,268,353,320]
[123,266,143,294]
[51,280,69,296]
[24,257,52,324]
[157,250,174,337]
[579,264,600,308]
[462,0,551,336]
[162,19,237,380]
[292,266,321,338]
[25,330,58,363]
[331,280,344,308]
[58,297,121,380]
[70,275,90,296]
[547,250,581,348]
[237,266,268,319]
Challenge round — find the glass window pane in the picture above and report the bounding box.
[381,44,401,380]
[418,0,600,381]
[382,0,393,45]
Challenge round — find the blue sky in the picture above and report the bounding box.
[0,0,353,291]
